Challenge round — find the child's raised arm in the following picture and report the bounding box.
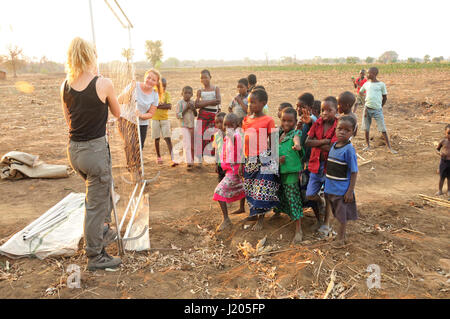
[292,134,302,151]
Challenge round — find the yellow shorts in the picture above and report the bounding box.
[151,120,171,139]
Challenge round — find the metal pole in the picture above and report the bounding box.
[119,182,139,231]
[89,0,96,46]
[124,181,146,238]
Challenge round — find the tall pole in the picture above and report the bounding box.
[89,0,96,47]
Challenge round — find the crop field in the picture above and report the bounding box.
[0,66,449,299]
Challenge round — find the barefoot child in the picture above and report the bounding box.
[360,67,397,154]
[337,91,358,137]
[436,124,450,196]
[195,70,221,162]
[324,116,359,247]
[229,78,249,124]
[153,78,176,166]
[271,102,295,220]
[295,94,322,227]
[273,107,305,243]
[213,114,246,230]
[213,112,226,181]
[352,69,367,113]
[305,96,338,236]
[176,86,197,170]
[241,89,279,231]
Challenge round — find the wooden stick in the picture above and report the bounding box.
[418,194,450,208]
[315,257,325,284]
[418,194,449,202]
[382,273,403,286]
[323,269,336,299]
[356,153,367,161]
[402,228,425,236]
[259,247,297,256]
[339,283,356,299]
[359,160,372,167]
[269,221,295,236]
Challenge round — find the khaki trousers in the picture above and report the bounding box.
[67,136,112,257]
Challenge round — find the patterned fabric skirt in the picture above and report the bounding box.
[195,110,216,158]
[244,151,280,216]
[213,173,246,203]
[274,178,303,221]
[117,117,142,176]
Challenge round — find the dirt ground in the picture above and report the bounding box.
[0,68,449,299]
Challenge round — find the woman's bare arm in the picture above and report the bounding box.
[102,78,121,118]
[60,81,69,126]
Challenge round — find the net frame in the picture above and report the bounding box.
[90,0,154,254]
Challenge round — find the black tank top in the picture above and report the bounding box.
[63,76,109,142]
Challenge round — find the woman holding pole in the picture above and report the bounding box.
[60,37,122,271]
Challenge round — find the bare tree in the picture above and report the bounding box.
[5,45,23,77]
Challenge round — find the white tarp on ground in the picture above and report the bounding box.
[0,193,85,260]
[0,151,69,180]
[0,190,151,259]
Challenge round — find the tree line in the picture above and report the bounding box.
[1,41,448,77]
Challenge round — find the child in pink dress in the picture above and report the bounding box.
[213,113,246,231]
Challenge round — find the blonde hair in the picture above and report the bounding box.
[65,37,97,84]
[144,68,163,97]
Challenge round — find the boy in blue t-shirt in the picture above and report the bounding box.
[324,115,359,247]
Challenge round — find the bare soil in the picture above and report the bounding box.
[0,69,449,299]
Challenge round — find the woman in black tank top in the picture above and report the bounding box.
[63,76,109,141]
[60,37,122,271]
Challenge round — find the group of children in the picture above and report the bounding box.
[141,67,448,247]
[169,67,409,247]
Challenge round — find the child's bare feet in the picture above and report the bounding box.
[331,238,347,249]
[216,218,232,232]
[252,216,264,231]
[292,230,303,244]
[389,148,398,154]
[231,208,245,215]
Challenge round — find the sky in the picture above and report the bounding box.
[1,0,449,63]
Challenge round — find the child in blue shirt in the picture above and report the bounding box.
[324,115,358,247]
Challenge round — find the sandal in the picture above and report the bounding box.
[318,225,332,237]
